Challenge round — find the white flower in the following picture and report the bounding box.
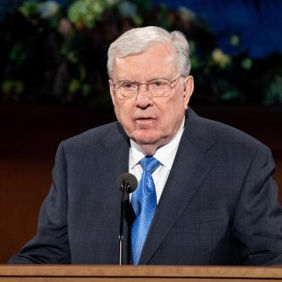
[212,49,231,69]
[38,1,60,19]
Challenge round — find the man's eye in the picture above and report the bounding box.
[122,82,136,90]
[151,81,166,88]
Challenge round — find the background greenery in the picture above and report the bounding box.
[1,0,282,109]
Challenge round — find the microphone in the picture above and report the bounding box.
[117,172,138,193]
[117,173,138,265]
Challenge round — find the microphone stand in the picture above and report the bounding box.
[117,173,137,265]
[118,190,126,265]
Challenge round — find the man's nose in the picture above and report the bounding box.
[135,85,153,108]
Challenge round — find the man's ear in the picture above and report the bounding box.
[109,80,116,106]
[183,75,194,110]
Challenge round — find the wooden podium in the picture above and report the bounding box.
[1,265,282,281]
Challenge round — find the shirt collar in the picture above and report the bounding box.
[129,117,185,170]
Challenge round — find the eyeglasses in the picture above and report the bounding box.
[110,75,183,100]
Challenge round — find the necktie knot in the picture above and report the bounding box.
[140,156,160,174]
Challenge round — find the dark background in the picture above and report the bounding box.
[1,0,282,263]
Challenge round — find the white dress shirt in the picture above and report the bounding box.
[129,118,185,203]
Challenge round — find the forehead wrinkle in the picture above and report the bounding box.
[114,53,178,82]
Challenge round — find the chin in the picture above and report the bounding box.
[131,130,164,145]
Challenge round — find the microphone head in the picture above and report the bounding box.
[117,173,138,193]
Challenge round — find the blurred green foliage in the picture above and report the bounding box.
[0,0,282,108]
[68,0,111,29]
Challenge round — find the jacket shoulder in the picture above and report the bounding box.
[188,109,270,154]
[58,121,124,151]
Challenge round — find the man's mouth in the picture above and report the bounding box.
[135,117,155,121]
[135,117,156,127]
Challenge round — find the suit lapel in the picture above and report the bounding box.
[100,122,132,264]
[139,109,217,264]
[103,122,130,177]
[97,122,130,202]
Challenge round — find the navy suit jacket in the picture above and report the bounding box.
[9,109,282,265]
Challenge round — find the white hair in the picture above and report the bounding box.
[107,26,191,78]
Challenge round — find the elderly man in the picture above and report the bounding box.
[9,26,282,265]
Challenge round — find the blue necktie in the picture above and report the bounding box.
[131,156,160,265]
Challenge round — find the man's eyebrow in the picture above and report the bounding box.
[116,79,138,83]
[115,76,172,83]
[148,77,171,82]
